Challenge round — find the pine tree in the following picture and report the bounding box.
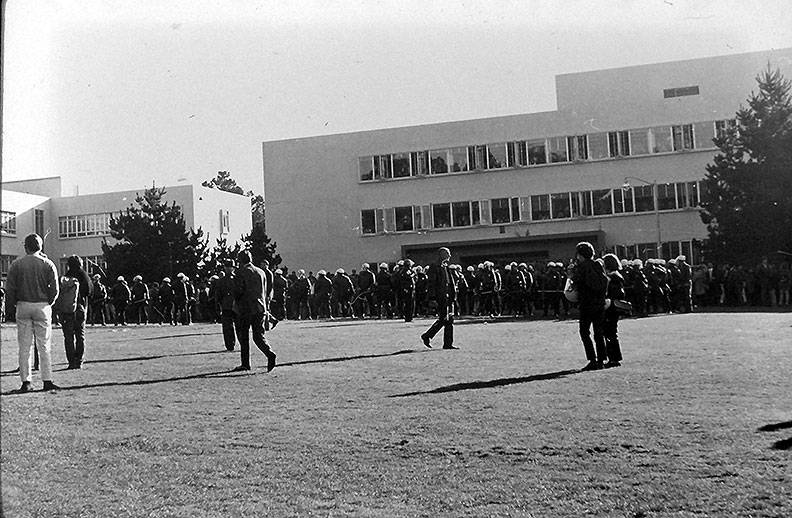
[101,187,208,282]
[700,66,792,265]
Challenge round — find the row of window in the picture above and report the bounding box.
[361,181,705,234]
[608,240,701,264]
[1,211,16,235]
[359,119,735,182]
[58,213,113,239]
[58,255,107,275]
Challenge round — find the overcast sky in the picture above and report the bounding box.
[3,0,792,198]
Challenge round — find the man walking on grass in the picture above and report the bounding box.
[5,234,61,392]
[232,251,277,372]
[421,247,459,350]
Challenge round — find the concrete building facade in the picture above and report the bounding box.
[1,177,252,277]
[262,48,792,271]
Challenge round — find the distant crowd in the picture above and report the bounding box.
[5,254,787,326]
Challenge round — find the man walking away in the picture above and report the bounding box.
[232,251,276,372]
[5,234,61,392]
[571,242,608,371]
[421,247,459,350]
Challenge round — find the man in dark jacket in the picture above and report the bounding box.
[130,275,149,325]
[110,276,131,326]
[61,255,93,369]
[158,277,175,325]
[356,263,377,318]
[420,247,459,349]
[571,242,608,371]
[233,251,276,372]
[399,259,416,322]
[89,274,107,326]
[214,261,238,351]
[313,270,333,319]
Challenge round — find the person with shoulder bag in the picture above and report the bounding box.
[602,254,629,368]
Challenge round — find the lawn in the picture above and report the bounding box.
[1,313,790,517]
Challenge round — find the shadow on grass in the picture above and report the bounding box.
[757,420,792,450]
[388,368,580,398]
[1,349,421,394]
[142,331,222,341]
[757,420,792,432]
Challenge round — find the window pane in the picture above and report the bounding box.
[588,132,608,160]
[694,121,715,149]
[592,189,613,215]
[630,129,650,155]
[686,181,699,206]
[449,147,469,172]
[513,141,527,166]
[527,139,547,165]
[487,143,508,169]
[676,183,688,208]
[568,135,588,160]
[452,201,471,227]
[657,183,676,210]
[510,197,520,221]
[608,132,619,157]
[359,157,374,181]
[471,201,480,225]
[361,210,376,234]
[410,151,429,175]
[413,206,423,229]
[432,203,451,228]
[672,125,693,151]
[531,195,550,220]
[571,191,592,217]
[395,206,413,231]
[680,241,692,261]
[634,186,655,212]
[651,127,672,153]
[548,137,568,163]
[551,193,570,219]
[392,153,410,178]
[491,198,510,224]
[430,149,449,174]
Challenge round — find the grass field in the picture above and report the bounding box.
[1,312,790,517]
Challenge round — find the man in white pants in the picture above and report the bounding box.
[5,234,60,392]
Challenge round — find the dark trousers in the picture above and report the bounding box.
[62,305,87,367]
[401,290,415,322]
[158,301,175,324]
[423,302,454,347]
[603,309,622,362]
[131,301,148,324]
[236,312,272,368]
[89,301,106,325]
[271,298,286,321]
[579,308,606,362]
[221,309,236,351]
[114,302,127,325]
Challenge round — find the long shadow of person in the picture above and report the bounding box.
[757,420,792,450]
[389,368,579,398]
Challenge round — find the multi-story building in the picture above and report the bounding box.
[1,177,251,277]
[262,47,792,271]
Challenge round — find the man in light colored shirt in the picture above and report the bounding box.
[5,234,60,392]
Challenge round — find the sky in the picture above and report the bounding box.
[3,0,792,199]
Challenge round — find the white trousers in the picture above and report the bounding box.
[16,302,54,383]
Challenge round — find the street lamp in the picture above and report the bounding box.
[623,176,662,259]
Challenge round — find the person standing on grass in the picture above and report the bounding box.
[5,234,61,392]
[232,251,277,372]
[89,274,107,326]
[420,247,459,350]
[571,241,608,371]
[110,276,131,326]
[130,275,149,325]
[602,254,625,369]
[214,260,238,351]
[60,256,92,369]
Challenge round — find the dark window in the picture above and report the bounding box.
[568,135,588,160]
[613,188,634,213]
[449,147,469,172]
[527,139,547,165]
[392,153,410,178]
[593,189,613,216]
[432,203,451,228]
[634,185,655,212]
[663,86,700,98]
[510,197,520,221]
[487,143,508,169]
[571,191,592,217]
[373,155,392,179]
[452,201,471,227]
[551,193,570,219]
[672,124,694,151]
[35,209,45,237]
[395,206,413,231]
[657,183,676,210]
[491,198,511,224]
[471,201,481,225]
[410,151,429,175]
[430,149,448,174]
[510,141,527,167]
[548,137,568,163]
[359,157,374,181]
[361,210,376,234]
[531,194,550,220]
[608,131,630,157]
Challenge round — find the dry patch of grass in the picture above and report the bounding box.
[1,313,790,517]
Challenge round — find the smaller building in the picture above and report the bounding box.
[1,177,252,277]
